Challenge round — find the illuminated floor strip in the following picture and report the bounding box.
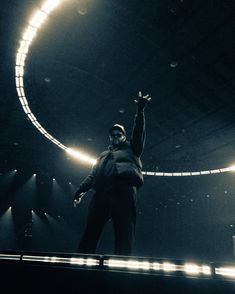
[22,255,99,266]
[0,254,21,261]
[103,259,211,276]
[215,267,235,278]
[2,252,235,281]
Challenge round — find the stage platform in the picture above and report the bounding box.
[1,251,235,293]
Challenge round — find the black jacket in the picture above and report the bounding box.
[77,109,145,193]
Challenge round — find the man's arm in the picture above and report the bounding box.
[73,162,98,201]
[130,91,151,157]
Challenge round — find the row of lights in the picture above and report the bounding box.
[1,170,74,185]
[14,0,235,175]
[142,166,235,177]
[1,253,235,279]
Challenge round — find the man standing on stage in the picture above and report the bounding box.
[73,91,151,255]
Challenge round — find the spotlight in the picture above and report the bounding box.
[33,173,36,176]
[14,169,17,172]
[53,178,55,181]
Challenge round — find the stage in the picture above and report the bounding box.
[1,251,235,293]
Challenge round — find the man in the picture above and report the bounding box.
[73,91,151,255]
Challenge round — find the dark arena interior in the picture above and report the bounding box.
[1,0,235,293]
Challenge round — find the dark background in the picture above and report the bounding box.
[0,0,235,262]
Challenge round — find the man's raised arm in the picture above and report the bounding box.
[131,91,151,157]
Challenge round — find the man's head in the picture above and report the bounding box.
[109,124,126,146]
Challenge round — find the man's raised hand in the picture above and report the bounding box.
[135,91,151,110]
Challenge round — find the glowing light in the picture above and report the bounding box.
[184,264,200,275]
[66,148,97,165]
[0,254,21,261]
[14,169,17,172]
[202,265,211,275]
[105,259,150,270]
[229,165,235,172]
[162,262,176,272]
[22,26,37,41]
[29,10,48,28]
[152,262,161,270]
[216,267,235,277]
[86,258,99,266]
[70,257,85,265]
[41,0,61,14]
[104,259,128,268]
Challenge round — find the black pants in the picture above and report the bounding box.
[78,186,136,255]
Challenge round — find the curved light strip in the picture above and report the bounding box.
[15,0,235,175]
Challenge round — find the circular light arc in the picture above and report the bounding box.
[14,0,235,176]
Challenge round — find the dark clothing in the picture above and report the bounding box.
[76,109,145,255]
[78,186,136,255]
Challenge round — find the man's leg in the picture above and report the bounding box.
[78,193,110,254]
[111,187,136,255]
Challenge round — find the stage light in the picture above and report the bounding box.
[53,178,55,181]
[29,10,48,28]
[15,65,24,77]
[16,53,26,66]
[162,262,176,272]
[127,260,150,270]
[105,259,151,271]
[229,165,235,171]
[18,95,28,105]
[18,40,30,54]
[86,258,99,266]
[104,259,127,268]
[22,27,37,41]
[41,0,61,14]
[66,148,97,165]
[184,263,200,275]
[152,262,161,270]
[70,257,85,265]
[23,105,31,114]
[33,174,36,176]
[201,265,211,275]
[215,267,235,278]
[0,254,21,261]
[14,169,17,172]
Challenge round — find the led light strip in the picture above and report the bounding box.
[2,252,235,280]
[14,0,235,175]
[0,254,21,261]
[215,267,235,278]
[22,255,99,266]
[103,259,211,276]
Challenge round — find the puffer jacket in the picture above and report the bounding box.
[76,108,145,192]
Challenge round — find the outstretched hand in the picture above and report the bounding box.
[134,91,151,110]
[73,192,86,208]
